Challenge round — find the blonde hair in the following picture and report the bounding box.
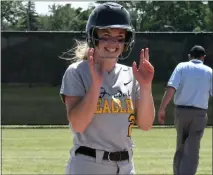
[59,40,89,63]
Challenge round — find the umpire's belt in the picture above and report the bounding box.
[75,146,129,162]
[176,105,205,110]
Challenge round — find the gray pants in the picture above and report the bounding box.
[173,107,208,175]
[65,146,135,174]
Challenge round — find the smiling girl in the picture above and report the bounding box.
[60,2,155,174]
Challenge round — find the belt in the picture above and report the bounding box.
[176,105,205,110]
[75,146,129,162]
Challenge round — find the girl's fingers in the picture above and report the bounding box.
[140,49,145,64]
[88,48,95,59]
[145,48,149,61]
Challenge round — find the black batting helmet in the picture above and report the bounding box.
[86,2,135,54]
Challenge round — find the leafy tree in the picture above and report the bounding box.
[152,1,209,31]
[206,1,213,31]
[48,4,81,31]
[1,1,24,30]
[74,7,94,31]
[96,1,212,32]
[19,1,39,31]
[38,3,94,31]
[37,15,51,31]
[2,1,212,31]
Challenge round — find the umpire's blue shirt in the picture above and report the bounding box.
[168,59,212,109]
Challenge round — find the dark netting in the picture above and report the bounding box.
[1,31,212,125]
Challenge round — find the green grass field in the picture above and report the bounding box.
[2,84,212,125]
[2,127,212,175]
[2,84,212,174]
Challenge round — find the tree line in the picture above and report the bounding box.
[1,1,213,32]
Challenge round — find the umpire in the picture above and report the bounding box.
[157,45,212,175]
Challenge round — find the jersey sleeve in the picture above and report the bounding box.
[167,63,182,90]
[60,64,85,103]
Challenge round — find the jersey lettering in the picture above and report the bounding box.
[103,99,111,113]
[95,98,134,114]
[127,114,136,137]
[96,98,103,114]
[111,98,119,113]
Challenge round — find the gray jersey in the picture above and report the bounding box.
[60,60,140,152]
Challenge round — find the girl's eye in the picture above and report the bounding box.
[117,38,125,43]
[98,36,126,43]
[98,37,109,41]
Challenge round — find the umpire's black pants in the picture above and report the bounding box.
[173,107,208,175]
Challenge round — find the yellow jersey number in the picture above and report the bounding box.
[127,114,136,137]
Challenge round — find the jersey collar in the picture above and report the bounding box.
[190,59,203,64]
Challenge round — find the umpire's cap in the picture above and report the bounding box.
[189,45,206,58]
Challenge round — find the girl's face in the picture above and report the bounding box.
[94,28,126,60]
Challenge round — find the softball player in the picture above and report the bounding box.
[60,2,155,174]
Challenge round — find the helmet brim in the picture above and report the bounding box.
[92,25,134,32]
